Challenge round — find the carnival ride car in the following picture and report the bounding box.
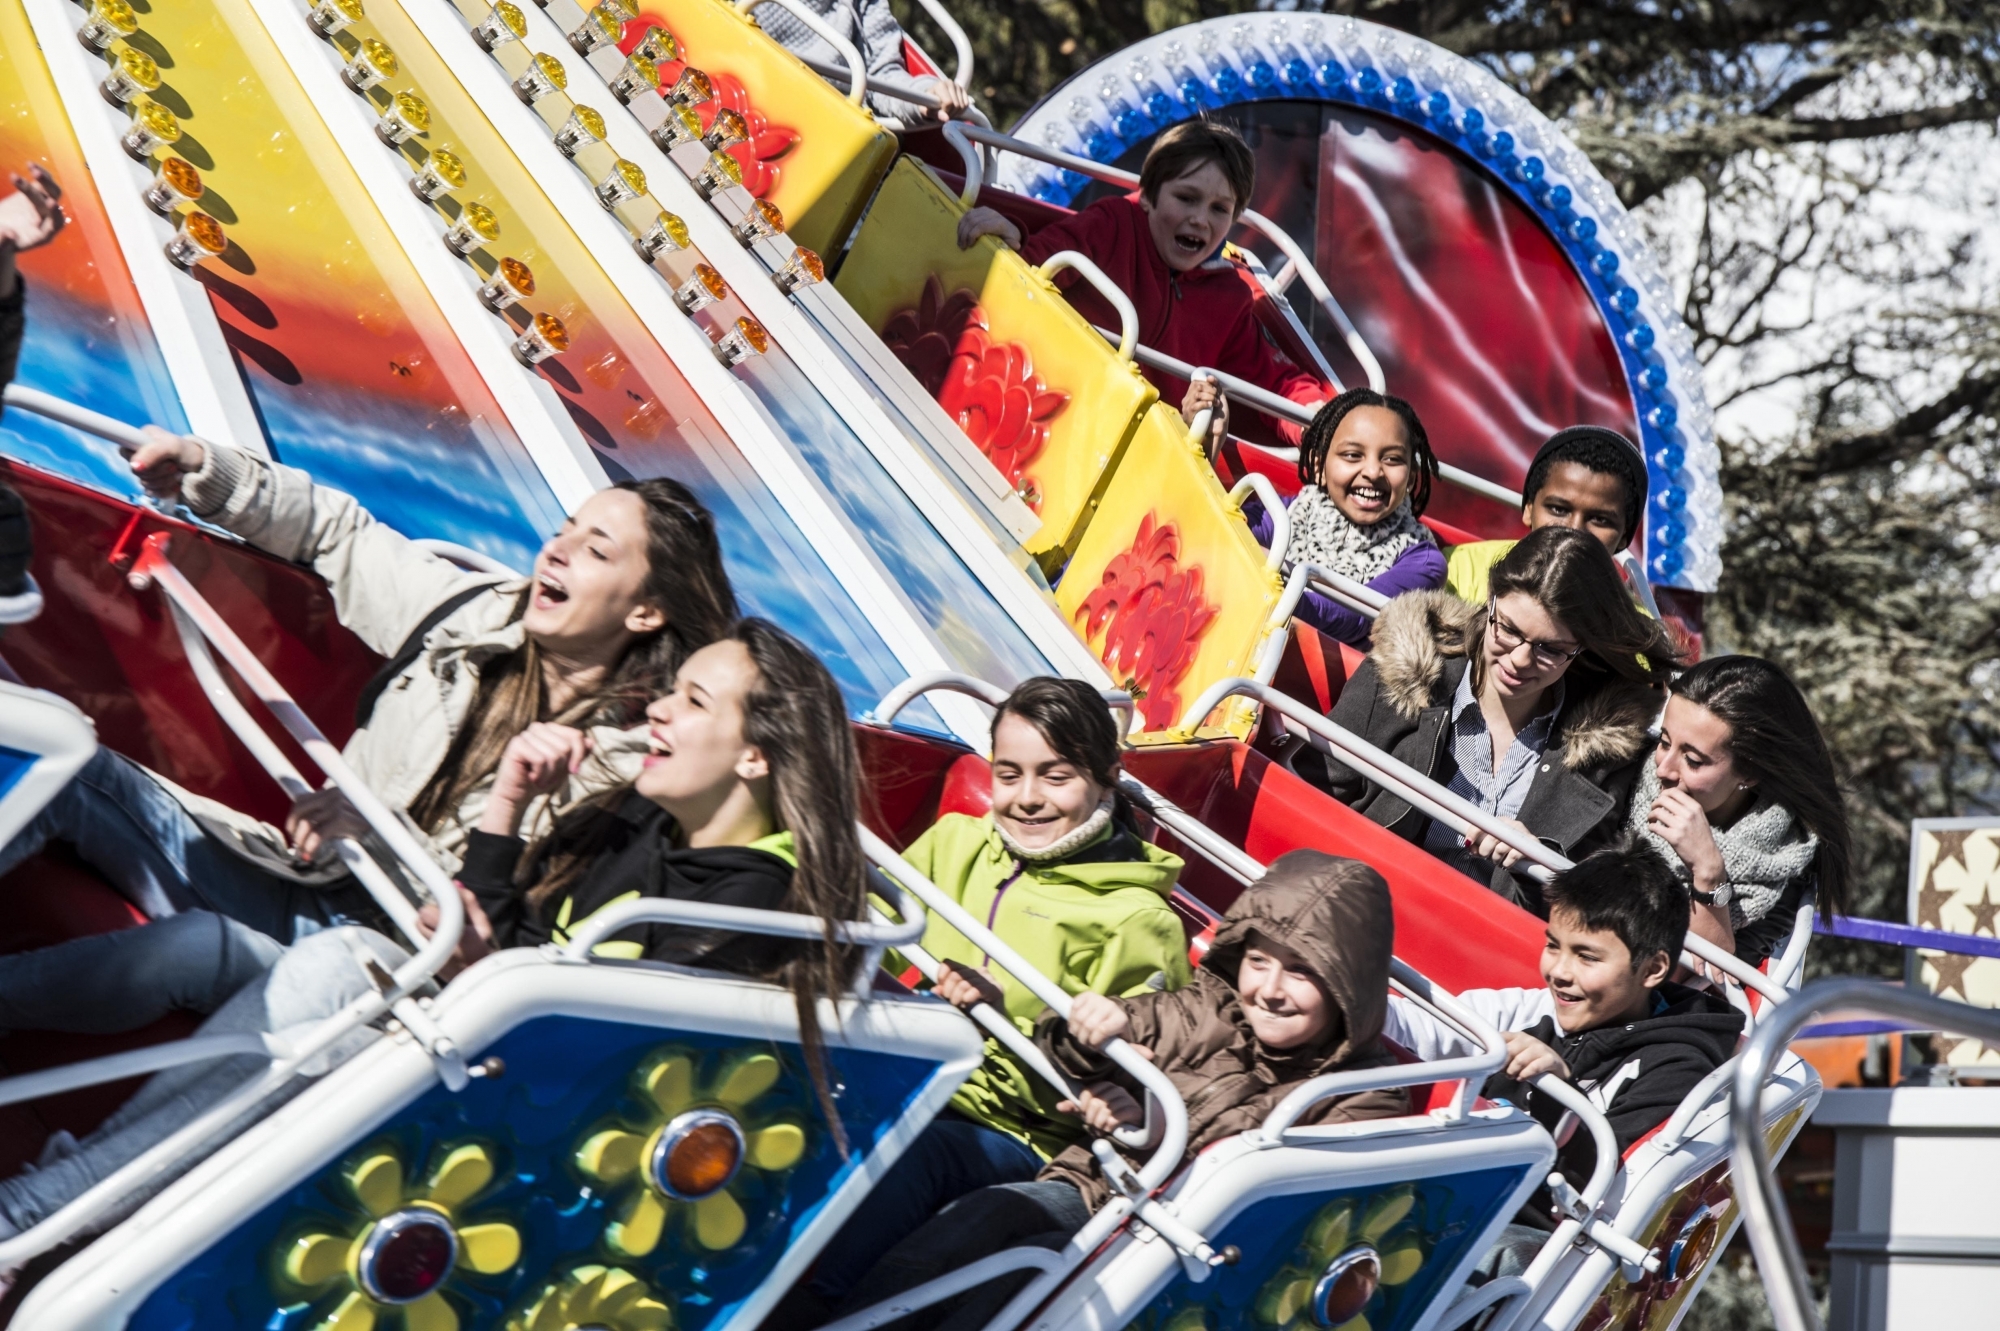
[0,2,1818,1328]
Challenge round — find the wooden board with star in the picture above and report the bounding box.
[1907,818,2000,1067]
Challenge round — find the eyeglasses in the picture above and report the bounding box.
[1487,603,1584,668]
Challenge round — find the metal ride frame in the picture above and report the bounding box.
[864,673,1650,1331]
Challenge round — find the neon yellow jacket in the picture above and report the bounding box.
[898,812,1190,1157]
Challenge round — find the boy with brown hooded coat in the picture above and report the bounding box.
[813,851,1410,1331]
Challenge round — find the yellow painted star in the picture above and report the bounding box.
[574,1046,808,1258]
[276,1141,522,1331]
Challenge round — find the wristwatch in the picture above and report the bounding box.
[1689,886,1717,906]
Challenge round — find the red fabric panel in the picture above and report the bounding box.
[1123,741,1544,993]
[0,459,380,825]
[937,753,995,820]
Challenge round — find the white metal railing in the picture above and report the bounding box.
[910,0,973,89]
[1173,678,1790,1009]
[737,0,867,107]
[3,383,151,452]
[1731,978,2000,1331]
[1226,471,1290,572]
[1036,252,1137,360]
[0,526,474,1269]
[1088,328,1522,510]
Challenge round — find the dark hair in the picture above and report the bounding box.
[992,676,1129,817]
[1668,656,1850,916]
[1524,426,1650,548]
[1486,526,1680,689]
[1297,388,1438,517]
[731,618,867,1152]
[522,619,865,1150]
[1139,118,1255,218]
[408,479,738,837]
[1544,835,1688,972]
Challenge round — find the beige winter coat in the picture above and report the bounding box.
[161,442,643,877]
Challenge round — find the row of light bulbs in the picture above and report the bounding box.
[449,0,826,370]
[69,0,235,269]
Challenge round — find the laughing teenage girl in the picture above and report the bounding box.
[1240,388,1446,648]
[0,433,736,943]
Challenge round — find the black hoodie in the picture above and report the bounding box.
[1482,981,1742,1222]
[459,791,799,975]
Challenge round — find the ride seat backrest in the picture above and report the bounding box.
[1263,618,1365,719]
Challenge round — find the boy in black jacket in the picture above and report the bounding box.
[1384,836,1743,1261]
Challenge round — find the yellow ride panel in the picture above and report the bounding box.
[835,158,1156,562]
[1057,403,1282,739]
[626,0,894,258]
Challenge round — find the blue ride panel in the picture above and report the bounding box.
[1125,1167,1531,1331]
[125,1014,944,1331]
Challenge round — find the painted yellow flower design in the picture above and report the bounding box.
[1253,1186,1426,1331]
[277,1140,523,1331]
[509,1265,673,1331]
[575,1046,807,1257]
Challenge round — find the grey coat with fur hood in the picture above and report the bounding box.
[1297,591,1662,913]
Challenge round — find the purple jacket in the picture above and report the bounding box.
[1244,493,1446,648]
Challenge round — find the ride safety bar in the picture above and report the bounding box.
[1173,677,1790,1009]
[1732,978,2000,1331]
[0,525,476,1270]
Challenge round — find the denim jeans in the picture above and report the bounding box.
[0,747,361,942]
[0,926,404,1239]
[807,1115,1043,1303]
[831,1179,1091,1331]
[0,910,283,1036]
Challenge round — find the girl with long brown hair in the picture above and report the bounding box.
[0,432,738,945]
[438,618,866,1135]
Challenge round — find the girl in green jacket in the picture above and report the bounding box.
[775,678,1190,1324]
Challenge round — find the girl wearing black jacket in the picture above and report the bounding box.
[431,617,866,1133]
[1299,526,1682,913]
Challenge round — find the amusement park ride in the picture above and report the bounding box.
[1,1,1996,1328]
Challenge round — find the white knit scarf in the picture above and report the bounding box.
[995,798,1115,864]
[1283,487,1436,585]
[1625,762,1818,929]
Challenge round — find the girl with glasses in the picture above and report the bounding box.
[1296,526,1681,912]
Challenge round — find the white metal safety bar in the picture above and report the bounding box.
[1730,977,2000,1331]
[1174,677,1790,1008]
[1090,330,1524,510]
[736,0,868,106]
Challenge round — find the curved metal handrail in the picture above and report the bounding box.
[1732,978,2000,1331]
[1089,325,1522,509]
[940,119,983,205]
[1036,251,1138,361]
[1226,472,1290,572]
[1176,678,1790,1008]
[737,0,867,107]
[2,383,151,452]
[910,0,973,88]
[560,826,930,957]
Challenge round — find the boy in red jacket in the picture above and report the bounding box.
[956,121,1328,446]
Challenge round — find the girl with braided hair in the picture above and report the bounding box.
[1240,387,1447,647]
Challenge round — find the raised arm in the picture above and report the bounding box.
[128,430,505,655]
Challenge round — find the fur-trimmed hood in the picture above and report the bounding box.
[1366,590,1661,773]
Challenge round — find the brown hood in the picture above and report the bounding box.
[1367,589,1660,773]
[1201,850,1393,1067]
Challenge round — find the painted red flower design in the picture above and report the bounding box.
[623,18,798,196]
[882,275,1067,492]
[1075,514,1219,731]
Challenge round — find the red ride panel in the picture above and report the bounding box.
[0,459,383,824]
